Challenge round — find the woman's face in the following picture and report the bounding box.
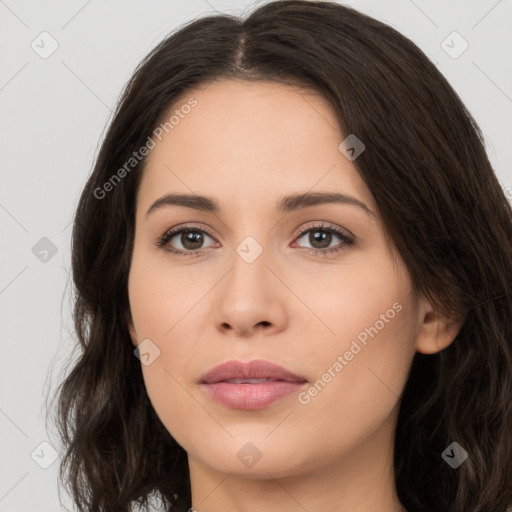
[127,79,432,480]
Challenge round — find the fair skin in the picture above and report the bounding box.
[127,79,462,512]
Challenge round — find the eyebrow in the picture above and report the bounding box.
[145,191,375,218]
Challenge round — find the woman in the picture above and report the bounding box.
[49,1,512,511]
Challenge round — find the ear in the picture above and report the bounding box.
[415,295,465,354]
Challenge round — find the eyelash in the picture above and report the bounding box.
[155,222,355,258]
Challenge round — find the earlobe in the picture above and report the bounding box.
[415,297,465,355]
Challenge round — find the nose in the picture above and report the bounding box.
[211,243,288,338]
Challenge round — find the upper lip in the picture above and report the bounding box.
[200,359,308,384]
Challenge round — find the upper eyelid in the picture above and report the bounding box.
[295,222,354,238]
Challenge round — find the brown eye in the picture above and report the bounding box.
[177,230,206,250]
[293,223,355,256]
[301,229,334,249]
[156,225,217,256]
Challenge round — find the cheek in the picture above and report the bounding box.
[295,257,416,412]
[127,253,200,411]
[289,296,415,471]
[293,252,411,353]
[127,244,207,339]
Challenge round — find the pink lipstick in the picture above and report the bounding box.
[200,359,308,410]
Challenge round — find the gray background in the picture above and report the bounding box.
[1,0,511,510]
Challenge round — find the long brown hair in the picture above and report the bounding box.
[47,1,512,511]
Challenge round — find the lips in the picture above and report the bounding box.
[199,359,308,410]
[200,359,307,384]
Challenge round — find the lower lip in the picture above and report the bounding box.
[201,381,307,409]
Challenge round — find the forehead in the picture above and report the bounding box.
[138,79,376,218]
